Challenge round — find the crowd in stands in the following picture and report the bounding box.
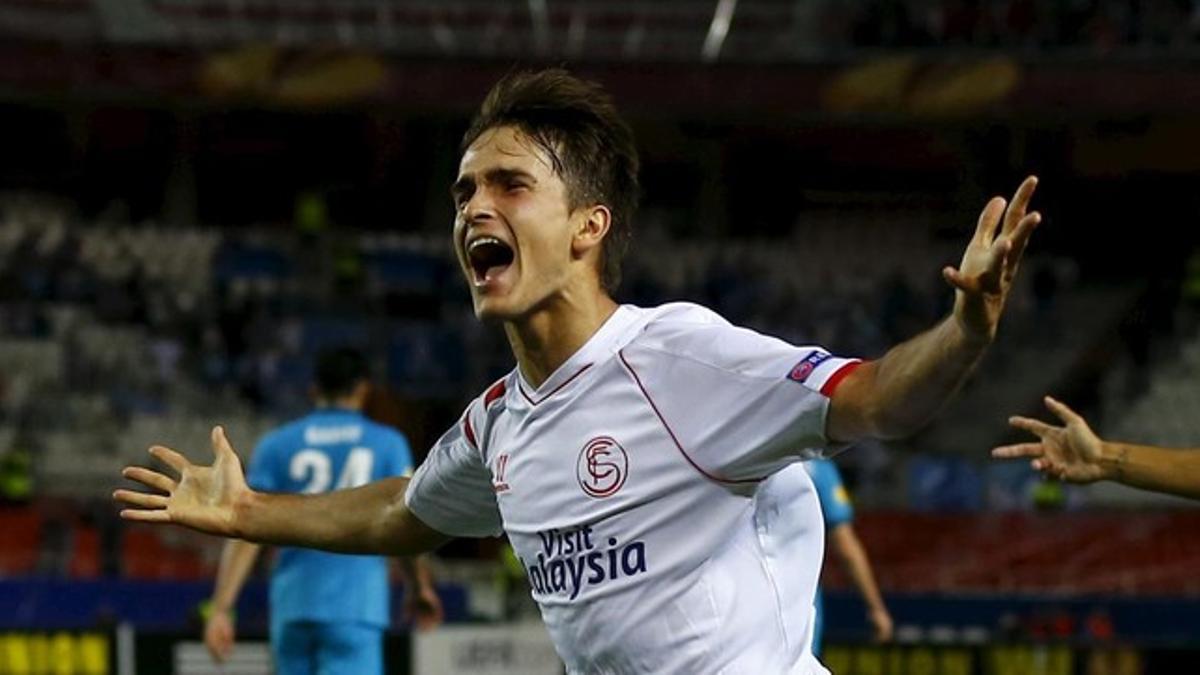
[0,193,997,429]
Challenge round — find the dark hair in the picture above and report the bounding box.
[462,68,640,291]
[313,347,369,399]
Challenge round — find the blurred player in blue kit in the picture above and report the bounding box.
[805,458,892,654]
[202,347,442,674]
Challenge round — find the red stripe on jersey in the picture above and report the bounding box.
[484,380,507,408]
[618,350,763,486]
[462,412,477,449]
[820,360,863,398]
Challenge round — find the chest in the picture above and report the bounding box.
[484,375,711,534]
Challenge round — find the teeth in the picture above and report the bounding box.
[468,236,503,253]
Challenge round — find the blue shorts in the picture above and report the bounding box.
[271,620,384,675]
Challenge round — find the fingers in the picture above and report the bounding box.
[944,237,1010,295]
[942,266,972,294]
[1009,415,1057,437]
[122,466,177,493]
[1003,175,1039,234]
[149,445,190,474]
[974,196,1007,244]
[979,237,1010,293]
[212,425,236,459]
[113,489,169,509]
[991,442,1045,459]
[1002,212,1041,281]
[1043,395,1083,426]
[118,508,172,523]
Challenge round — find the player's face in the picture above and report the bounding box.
[452,126,587,322]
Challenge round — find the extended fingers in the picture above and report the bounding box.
[1002,212,1041,279]
[975,196,1007,244]
[211,425,235,458]
[118,508,173,523]
[113,489,169,509]
[149,445,190,473]
[1043,396,1083,426]
[992,442,1045,459]
[122,466,177,493]
[1004,176,1039,233]
[1009,415,1057,437]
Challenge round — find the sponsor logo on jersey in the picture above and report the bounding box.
[576,436,628,498]
[524,525,648,600]
[493,453,512,493]
[788,350,831,384]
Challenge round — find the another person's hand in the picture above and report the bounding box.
[405,583,445,632]
[993,396,1109,483]
[868,606,894,643]
[114,426,250,537]
[944,176,1042,343]
[204,609,236,663]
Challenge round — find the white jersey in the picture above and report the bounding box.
[406,303,861,674]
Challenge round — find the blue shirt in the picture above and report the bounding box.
[805,459,854,530]
[246,408,413,628]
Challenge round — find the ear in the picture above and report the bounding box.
[571,204,611,260]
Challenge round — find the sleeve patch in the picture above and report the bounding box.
[787,350,831,384]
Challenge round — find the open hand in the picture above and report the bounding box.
[114,426,249,537]
[944,176,1042,343]
[993,396,1109,483]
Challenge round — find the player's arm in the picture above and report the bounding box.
[114,427,451,555]
[994,396,1200,500]
[398,555,444,631]
[828,523,893,643]
[827,176,1042,442]
[204,539,261,663]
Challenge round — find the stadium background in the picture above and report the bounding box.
[1,1,1199,673]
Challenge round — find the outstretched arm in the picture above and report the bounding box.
[114,426,451,555]
[829,524,893,643]
[828,176,1042,442]
[994,396,1200,500]
[204,539,261,663]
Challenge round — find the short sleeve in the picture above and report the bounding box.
[810,460,854,528]
[620,311,860,482]
[245,438,278,493]
[404,413,503,538]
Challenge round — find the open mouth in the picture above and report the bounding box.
[467,236,515,284]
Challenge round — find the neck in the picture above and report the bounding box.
[505,291,618,389]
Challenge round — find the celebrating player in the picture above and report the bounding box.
[994,395,1200,500]
[202,347,442,674]
[116,69,1041,673]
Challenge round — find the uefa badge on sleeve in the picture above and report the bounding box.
[788,350,831,385]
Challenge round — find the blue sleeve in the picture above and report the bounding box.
[811,460,854,528]
[245,435,279,492]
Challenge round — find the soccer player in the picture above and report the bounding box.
[116,69,1042,673]
[994,395,1200,500]
[202,347,442,674]
[805,458,892,654]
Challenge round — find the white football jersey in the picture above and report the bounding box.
[406,303,861,674]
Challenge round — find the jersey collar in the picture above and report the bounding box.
[515,304,641,405]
